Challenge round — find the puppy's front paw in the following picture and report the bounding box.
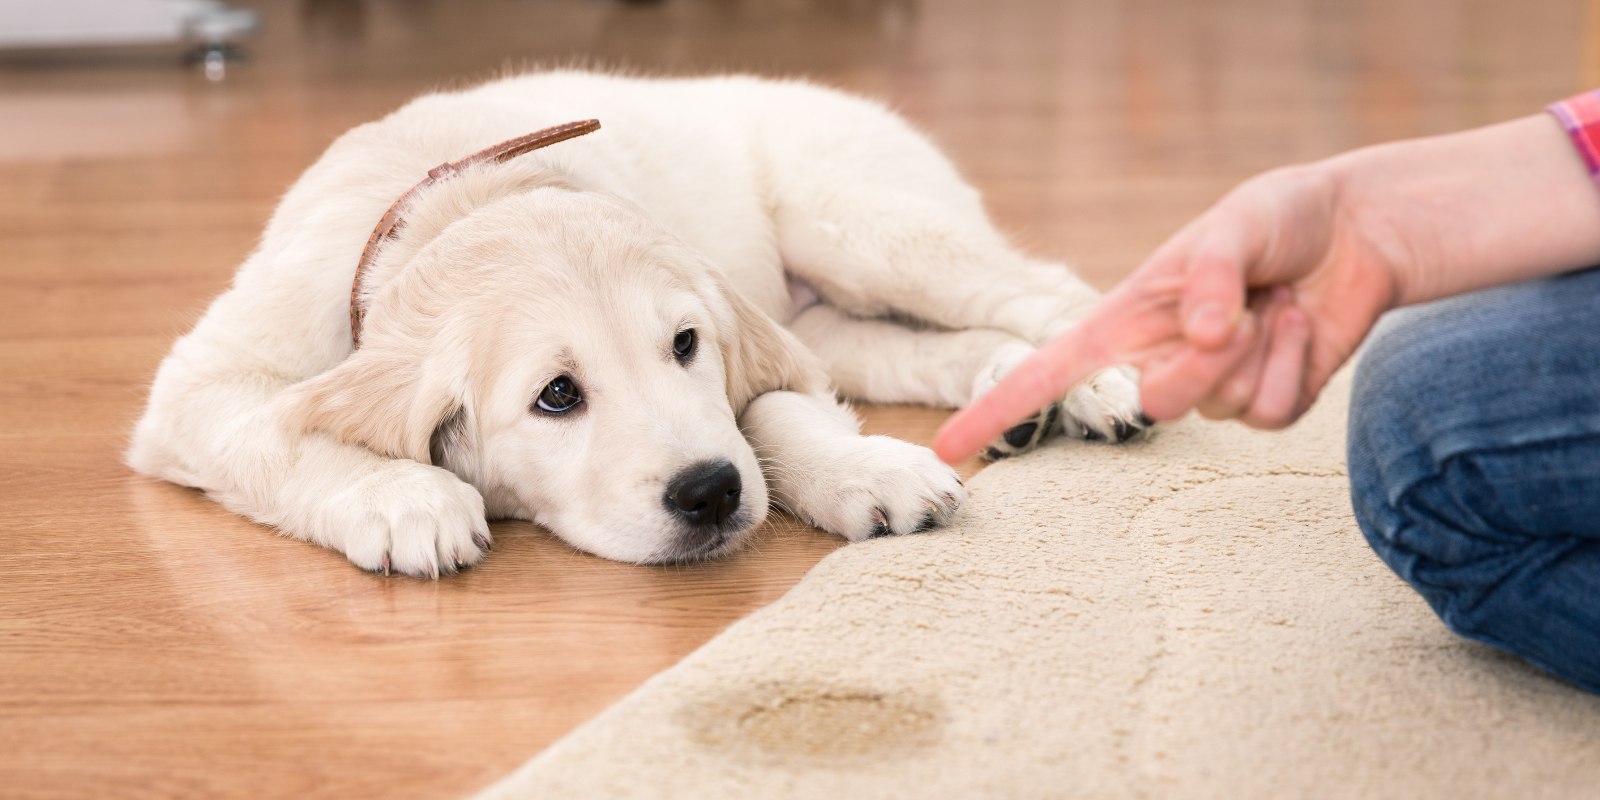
[787,436,965,543]
[1059,365,1151,444]
[321,462,491,578]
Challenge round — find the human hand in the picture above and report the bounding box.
[934,164,1401,463]
[936,113,1600,464]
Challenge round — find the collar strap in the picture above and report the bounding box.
[349,119,602,348]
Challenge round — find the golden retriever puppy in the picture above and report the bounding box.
[128,71,1145,577]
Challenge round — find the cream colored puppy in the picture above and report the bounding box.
[128,71,1145,577]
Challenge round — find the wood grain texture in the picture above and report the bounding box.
[1,0,1593,797]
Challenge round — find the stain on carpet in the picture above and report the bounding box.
[680,683,945,763]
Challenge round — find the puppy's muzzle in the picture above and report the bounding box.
[664,459,742,529]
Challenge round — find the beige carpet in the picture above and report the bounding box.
[477,372,1600,798]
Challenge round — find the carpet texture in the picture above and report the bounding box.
[478,373,1600,798]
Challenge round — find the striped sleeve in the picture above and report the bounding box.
[1547,90,1600,181]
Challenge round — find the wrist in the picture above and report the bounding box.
[1325,113,1600,307]
[1271,147,1409,315]
[1319,140,1442,308]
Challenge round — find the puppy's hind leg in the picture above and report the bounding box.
[777,186,1100,345]
[790,304,1063,460]
[777,188,1149,447]
[789,303,1029,408]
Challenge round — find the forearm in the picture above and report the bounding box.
[1329,112,1600,306]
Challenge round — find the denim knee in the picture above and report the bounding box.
[1346,280,1600,692]
[1346,313,1506,627]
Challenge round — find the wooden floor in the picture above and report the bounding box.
[1,0,1594,797]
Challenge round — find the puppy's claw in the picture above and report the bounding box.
[381,553,391,576]
[472,531,493,552]
[868,508,892,539]
[1111,417,1136,442]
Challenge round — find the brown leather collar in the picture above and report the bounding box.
[349,119,602,348]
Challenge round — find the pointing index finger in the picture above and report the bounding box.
[933,321,1114,464]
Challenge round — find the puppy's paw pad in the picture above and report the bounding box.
[983,405,1059,461]
[1061,366,1150,444]
[325,463,490,579]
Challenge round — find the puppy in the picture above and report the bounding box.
[127,71,1145,577]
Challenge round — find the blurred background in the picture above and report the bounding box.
[3,2,1598,798]
[6,0,1595,291]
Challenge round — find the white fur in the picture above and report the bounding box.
[128,71,1142,576]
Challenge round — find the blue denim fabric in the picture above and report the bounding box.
[1348,266,1600,694]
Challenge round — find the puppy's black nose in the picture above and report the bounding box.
[664,460,742,527]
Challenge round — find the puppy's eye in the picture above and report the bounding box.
[673,328,697,363]
[534,375,583,414]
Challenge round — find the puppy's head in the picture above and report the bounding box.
[283,183,822,563]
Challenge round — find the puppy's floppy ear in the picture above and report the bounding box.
[713,277,829,413]
[279,344,464,466]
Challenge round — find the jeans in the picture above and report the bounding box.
[1347,266,1600,694]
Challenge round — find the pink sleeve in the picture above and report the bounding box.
[1547,90,1600,184]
